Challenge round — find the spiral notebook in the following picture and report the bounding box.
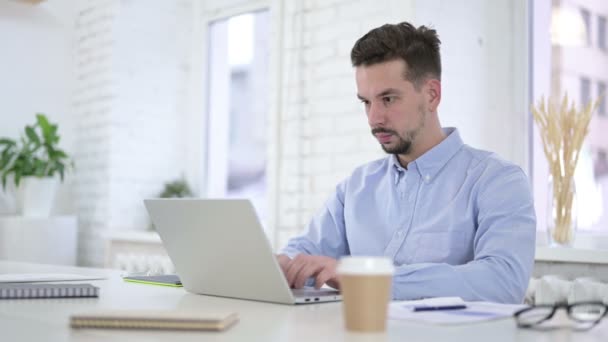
[70,310,239,331]
[0,283,99,299]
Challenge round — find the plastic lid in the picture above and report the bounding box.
[337,256,395,275]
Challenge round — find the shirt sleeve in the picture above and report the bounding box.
[391,166,536,304]
[280,180,350,259]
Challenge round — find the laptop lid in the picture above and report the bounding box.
[145,198,303,304]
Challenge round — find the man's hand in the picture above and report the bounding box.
[276,254,340,290]
[276,254,291,274]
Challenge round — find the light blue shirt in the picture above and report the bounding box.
[282,128,536,303]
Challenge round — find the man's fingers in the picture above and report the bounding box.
[293,263,323,289]
[326,278,341,290]
[283,255,338,289]
[314,269,334,289]
[276,255,290,273]
[285,256,308,286]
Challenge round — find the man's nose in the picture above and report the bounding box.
[367,101,385,126]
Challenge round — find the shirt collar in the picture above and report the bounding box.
[389,127,464,182]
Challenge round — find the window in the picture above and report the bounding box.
[581,8,592,46]
[532,2,608,236]
[205,10,270,223]
[599,82,607,116]
[581,77,591,108]
[599,15,607,51]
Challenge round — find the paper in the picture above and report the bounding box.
[0,273,107,283]
[389,297,526,325]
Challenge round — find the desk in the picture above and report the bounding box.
[0,261,606,341]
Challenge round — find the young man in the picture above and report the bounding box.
[277,22,536,303]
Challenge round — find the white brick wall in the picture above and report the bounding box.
[73,0,117,266]
[74,0,192,266]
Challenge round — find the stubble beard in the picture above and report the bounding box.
[377,105,427,155]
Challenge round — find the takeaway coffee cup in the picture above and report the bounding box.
[337,256,395,332]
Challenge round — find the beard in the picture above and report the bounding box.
[383,134,412,154]
[371,105,426,155]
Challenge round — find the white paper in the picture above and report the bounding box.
[389,298,527,325]
[0,273,107,283]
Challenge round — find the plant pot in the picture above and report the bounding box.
[0,180,17,215]
[15,177,59,217]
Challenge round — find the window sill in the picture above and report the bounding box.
[535,231,608,264]
[535,246,608,264]
[105,230,161,244]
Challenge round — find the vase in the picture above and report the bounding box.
[546,175,577,247]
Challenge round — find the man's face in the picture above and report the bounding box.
[355,59,428,155]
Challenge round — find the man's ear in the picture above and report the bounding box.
[425,79,441,113]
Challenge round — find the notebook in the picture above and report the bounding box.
[123,274,182,287]
[70,310,239,331]
[0,273,106,283]
[0,283,99,299]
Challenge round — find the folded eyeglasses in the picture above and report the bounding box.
[514,301,608,331]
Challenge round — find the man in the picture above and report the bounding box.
[277,22,536,303]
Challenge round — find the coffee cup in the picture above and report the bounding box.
[337,256,394,332]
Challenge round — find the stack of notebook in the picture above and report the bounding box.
[0,283,99,299]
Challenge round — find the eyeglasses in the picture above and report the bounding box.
[514,302,608,330]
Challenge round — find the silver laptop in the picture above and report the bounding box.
[144,198,341,305]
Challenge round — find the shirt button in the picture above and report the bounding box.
[425,174,431,181]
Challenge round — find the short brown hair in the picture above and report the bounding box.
[351,22,441,88]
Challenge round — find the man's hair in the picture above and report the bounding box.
[350,22,442,88]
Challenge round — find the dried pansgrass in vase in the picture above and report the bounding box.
[531,94,600,245]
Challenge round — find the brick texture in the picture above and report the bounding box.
[73,0,192,266]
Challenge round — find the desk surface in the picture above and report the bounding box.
[0,261,606,342]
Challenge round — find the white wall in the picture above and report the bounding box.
[0,0,76,214]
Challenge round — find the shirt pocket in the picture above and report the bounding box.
[412,232,466,264]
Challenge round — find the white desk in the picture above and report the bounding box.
[0,261,606,341]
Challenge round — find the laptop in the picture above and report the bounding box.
[144,198,342,305]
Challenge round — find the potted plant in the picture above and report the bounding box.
[158,178,194,198]
[0,113,72,217]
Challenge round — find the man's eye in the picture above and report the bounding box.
[383,97,394,105]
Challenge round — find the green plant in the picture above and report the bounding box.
[0,113,72,190]
[158,178,193,198]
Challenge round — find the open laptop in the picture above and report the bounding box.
[144,198,342,305]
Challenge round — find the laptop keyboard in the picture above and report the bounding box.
[292,287,340,297]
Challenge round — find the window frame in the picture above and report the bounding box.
[598,15,606,51]
[188,0,282,249]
